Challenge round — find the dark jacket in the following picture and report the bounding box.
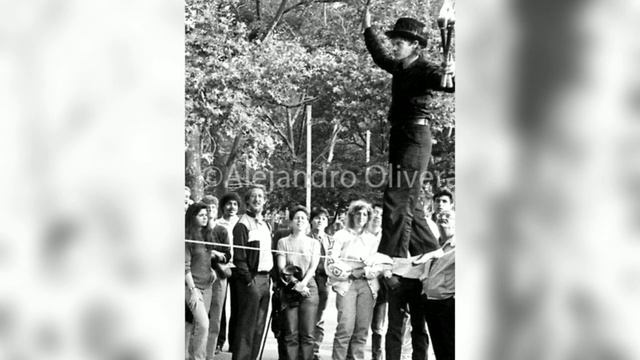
[364,27,455,126]
[232,213,273,284]
[207,224,232,266]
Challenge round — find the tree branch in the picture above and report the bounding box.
[282,0,346,15]
[286,108,296,152]
[283,0,312,15]
[326,122,341,164]
[255,0,261,19]
[293,93,307,155]
[225,133,243,168]
[260,0,289,43]
[205,123,217,156]
[264,113,295,154]
[270,96,318,108]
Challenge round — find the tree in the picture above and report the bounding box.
[185,0,455,210]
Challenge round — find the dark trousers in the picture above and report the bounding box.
[371,298,387,360]
[424,298,454,360]
[228,274,239,353]
[231,274,271,360]
[385,276,429,360]
[313,275,329,359]
[272,285,287,359]
[379,124,439,258]
[218,302,227,349]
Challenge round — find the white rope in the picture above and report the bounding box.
[185,238,334,259]
[184,238,454,263]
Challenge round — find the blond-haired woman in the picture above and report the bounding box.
[326,200,387,360]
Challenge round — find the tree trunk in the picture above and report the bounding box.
[260,0,288,42]
[214,133,242,197]
[326,122,340,164]
[185,124,204,201]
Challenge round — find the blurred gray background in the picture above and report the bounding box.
[1,0,639,359]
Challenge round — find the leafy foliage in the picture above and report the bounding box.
[185,0,455,210]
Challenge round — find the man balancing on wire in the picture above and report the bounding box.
[362,4,455,360]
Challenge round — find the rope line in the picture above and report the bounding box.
[185,239,454,263]
[185,238,335,259]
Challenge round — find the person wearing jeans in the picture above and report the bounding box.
[185,203,217,360]
[200,195,233,360]
[309,207,332,360]
[326,200,391,360]
[276,206,321,360]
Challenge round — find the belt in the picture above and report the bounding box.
[256,271,270,275]
[411,118,429,126]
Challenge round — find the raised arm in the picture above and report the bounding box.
[363,5,397,73]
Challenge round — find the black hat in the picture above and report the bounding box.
[385,17,427,47]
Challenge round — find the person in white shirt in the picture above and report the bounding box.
[211,192,241,354]
[230,185,274,360]
[326,200,389,360]
[276,206,321,360]
[421,210,455,360]
[215,192,241,241]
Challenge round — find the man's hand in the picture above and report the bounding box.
[211,250,226,262]
[293,282,310,297]
[442,60,455,77]
[362,5,371,29]
[412,248,445,265]
[440,59,455,88]
[383,275,401,291]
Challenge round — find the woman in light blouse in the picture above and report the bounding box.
[276,206,320,360]
[326,200,385,360]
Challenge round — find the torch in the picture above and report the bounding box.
[437,0,455,88]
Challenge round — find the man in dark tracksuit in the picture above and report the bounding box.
[363,6,455,360]
[231,185,274,360]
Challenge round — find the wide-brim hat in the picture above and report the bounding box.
[385,17,428,47]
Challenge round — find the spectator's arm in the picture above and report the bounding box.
[301,239,320,287]
[276,238,287,273]
[232,223,253,284]
[185,244,196,289]
[325,234,351,281]
[215,226,232,263]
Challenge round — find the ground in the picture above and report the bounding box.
[209,289,434,360]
